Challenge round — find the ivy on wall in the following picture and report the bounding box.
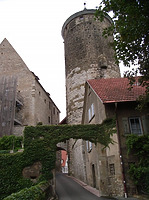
[0,118,116,199]
[126,134,149,194]
[3,182,47,200]
[0,135,23,152]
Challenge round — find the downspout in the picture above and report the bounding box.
[115,102,128,198]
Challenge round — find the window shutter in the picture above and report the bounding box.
[142,115,149,134]
[122,118,130,134]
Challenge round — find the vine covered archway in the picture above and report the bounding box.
[0,118,116,199]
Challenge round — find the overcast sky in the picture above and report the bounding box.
[0,0,126,121]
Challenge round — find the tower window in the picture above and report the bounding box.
[80,15,83,20]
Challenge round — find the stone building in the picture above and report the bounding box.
[0,38,60,137]
[62,9,120,182]
[82,77,148,197]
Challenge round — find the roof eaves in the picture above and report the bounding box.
[103,99,137,104]
[87,80,104,104]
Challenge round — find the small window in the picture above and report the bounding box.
[91,104,94,116]
[88,108,91,121]
[129,117,143,135]
[44,99,46,103]
[86,141,92,152]
[80,15,83,20]
[109,164,115,175]
[88,103,95,121]
[48,117,51,123]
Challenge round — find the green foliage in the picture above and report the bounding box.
[0,153,33,199]
[126,134,149,193]
[37,122,43,126]
[95,0,149,96]
[3,182,46,200]
[0,135,23,151]
[0,118,116,199]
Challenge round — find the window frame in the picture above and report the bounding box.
[86,140,92,152]
[88,103,95,122]
[129,117,143,135]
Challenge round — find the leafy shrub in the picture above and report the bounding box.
[126,134,149,194]
[0,119,116,199]
[3,183,46,200]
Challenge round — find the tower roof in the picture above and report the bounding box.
[61,9,112,38]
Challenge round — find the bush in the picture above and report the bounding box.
[0,119,115,199]
[126,134,149,194]
[3,183,46,200]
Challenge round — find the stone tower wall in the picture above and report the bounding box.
[62,9,120,181]
[62,9,120,125]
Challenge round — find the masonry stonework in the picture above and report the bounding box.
[0,38,60,136]
[62,9,120,183]
[62,9,120,125]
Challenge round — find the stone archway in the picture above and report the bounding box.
[0,118,115,199]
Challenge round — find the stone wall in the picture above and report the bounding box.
[62,9,120,125]
[0,38,60,136]
[62,9,120,182]
[82,83,124,197]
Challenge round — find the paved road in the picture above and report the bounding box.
[56,173,114,200]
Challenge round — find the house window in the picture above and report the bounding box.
[88,103,95,121]
[86,141,92,152]
[88,108,91,121]
[129,117,143,135]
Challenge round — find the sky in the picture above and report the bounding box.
[0,0,126,121]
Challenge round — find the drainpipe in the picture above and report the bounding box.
[115,102,128,198]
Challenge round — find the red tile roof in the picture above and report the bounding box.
[87,77,146,103]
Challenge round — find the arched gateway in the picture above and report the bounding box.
[0,119,115,199]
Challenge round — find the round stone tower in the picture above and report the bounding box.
[61,9,120,181]
[62,9,120,125]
